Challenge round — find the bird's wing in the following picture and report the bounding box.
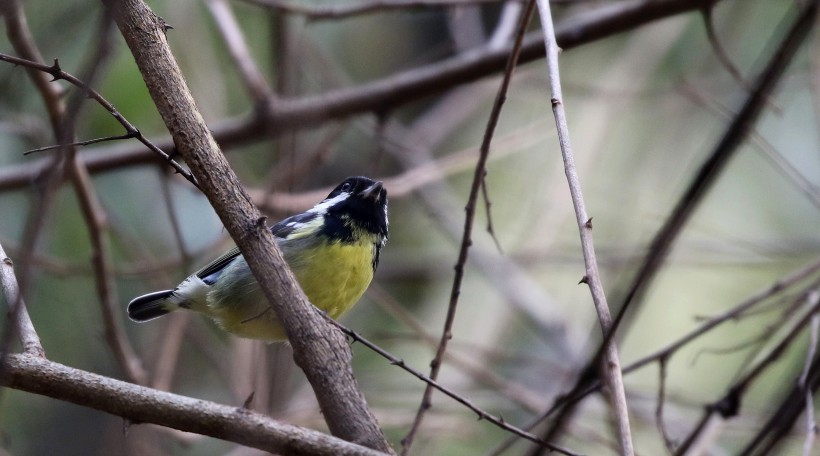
[195,247,241,284]
[193,212,321,284]
[269,211,321,239]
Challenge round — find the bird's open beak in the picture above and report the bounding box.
[359,181,384,202]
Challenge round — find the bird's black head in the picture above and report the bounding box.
[319,176,388,242]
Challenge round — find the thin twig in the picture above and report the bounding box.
[23,133,137,154]
[624,258,820,375]
[67,157,149,385]
[534,0,633,454]
[654,356,675,454]
[0,52,199,188]
[732,292,820,395]
[323,316,581,456]
[368,283,545,413]
[205,0,274,103]
[678,84,820,211]
[400,1,536,452]
[676,289,820,455]
[733,349,820,456]
[700,3,751,90]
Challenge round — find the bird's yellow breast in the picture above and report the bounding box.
[291,240,375,318]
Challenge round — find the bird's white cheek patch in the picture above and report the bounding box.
[309,192,350,215]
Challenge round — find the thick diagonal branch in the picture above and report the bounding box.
[102,0,392,452]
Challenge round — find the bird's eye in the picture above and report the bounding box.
[341,182,353,192]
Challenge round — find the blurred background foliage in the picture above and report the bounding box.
[1,0,819,455]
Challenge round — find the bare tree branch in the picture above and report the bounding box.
[400,1,536,452]
[0,242,43,357]
[0,0,723,194]
[535,0,633,453]
[675,290,820,455]
[0,52,198,187]
[0,1,150,384]
[67,157,149,385]
[610,0,820,360]
[700,2,751,89]
[0,353,387,456]
[205,0,274,103]
[532,1,820,448]
[324,315,580,456]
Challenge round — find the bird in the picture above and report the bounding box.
[127,176,388,341]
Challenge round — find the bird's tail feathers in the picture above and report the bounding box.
[127,290,178,322]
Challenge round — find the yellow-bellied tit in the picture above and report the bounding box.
[127,176,388,341]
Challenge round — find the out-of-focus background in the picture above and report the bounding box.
[1,0,819,454]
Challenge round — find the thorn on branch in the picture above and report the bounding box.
[551,97,561,107]
[159,17,174,32]
[123,123,140,137]
[711,387,741,418]
[585,217,593,229]
[48,58,63,81]
[579,275,589,285]
[242,391,255,410]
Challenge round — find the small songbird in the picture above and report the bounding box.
[127,176,388,341]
